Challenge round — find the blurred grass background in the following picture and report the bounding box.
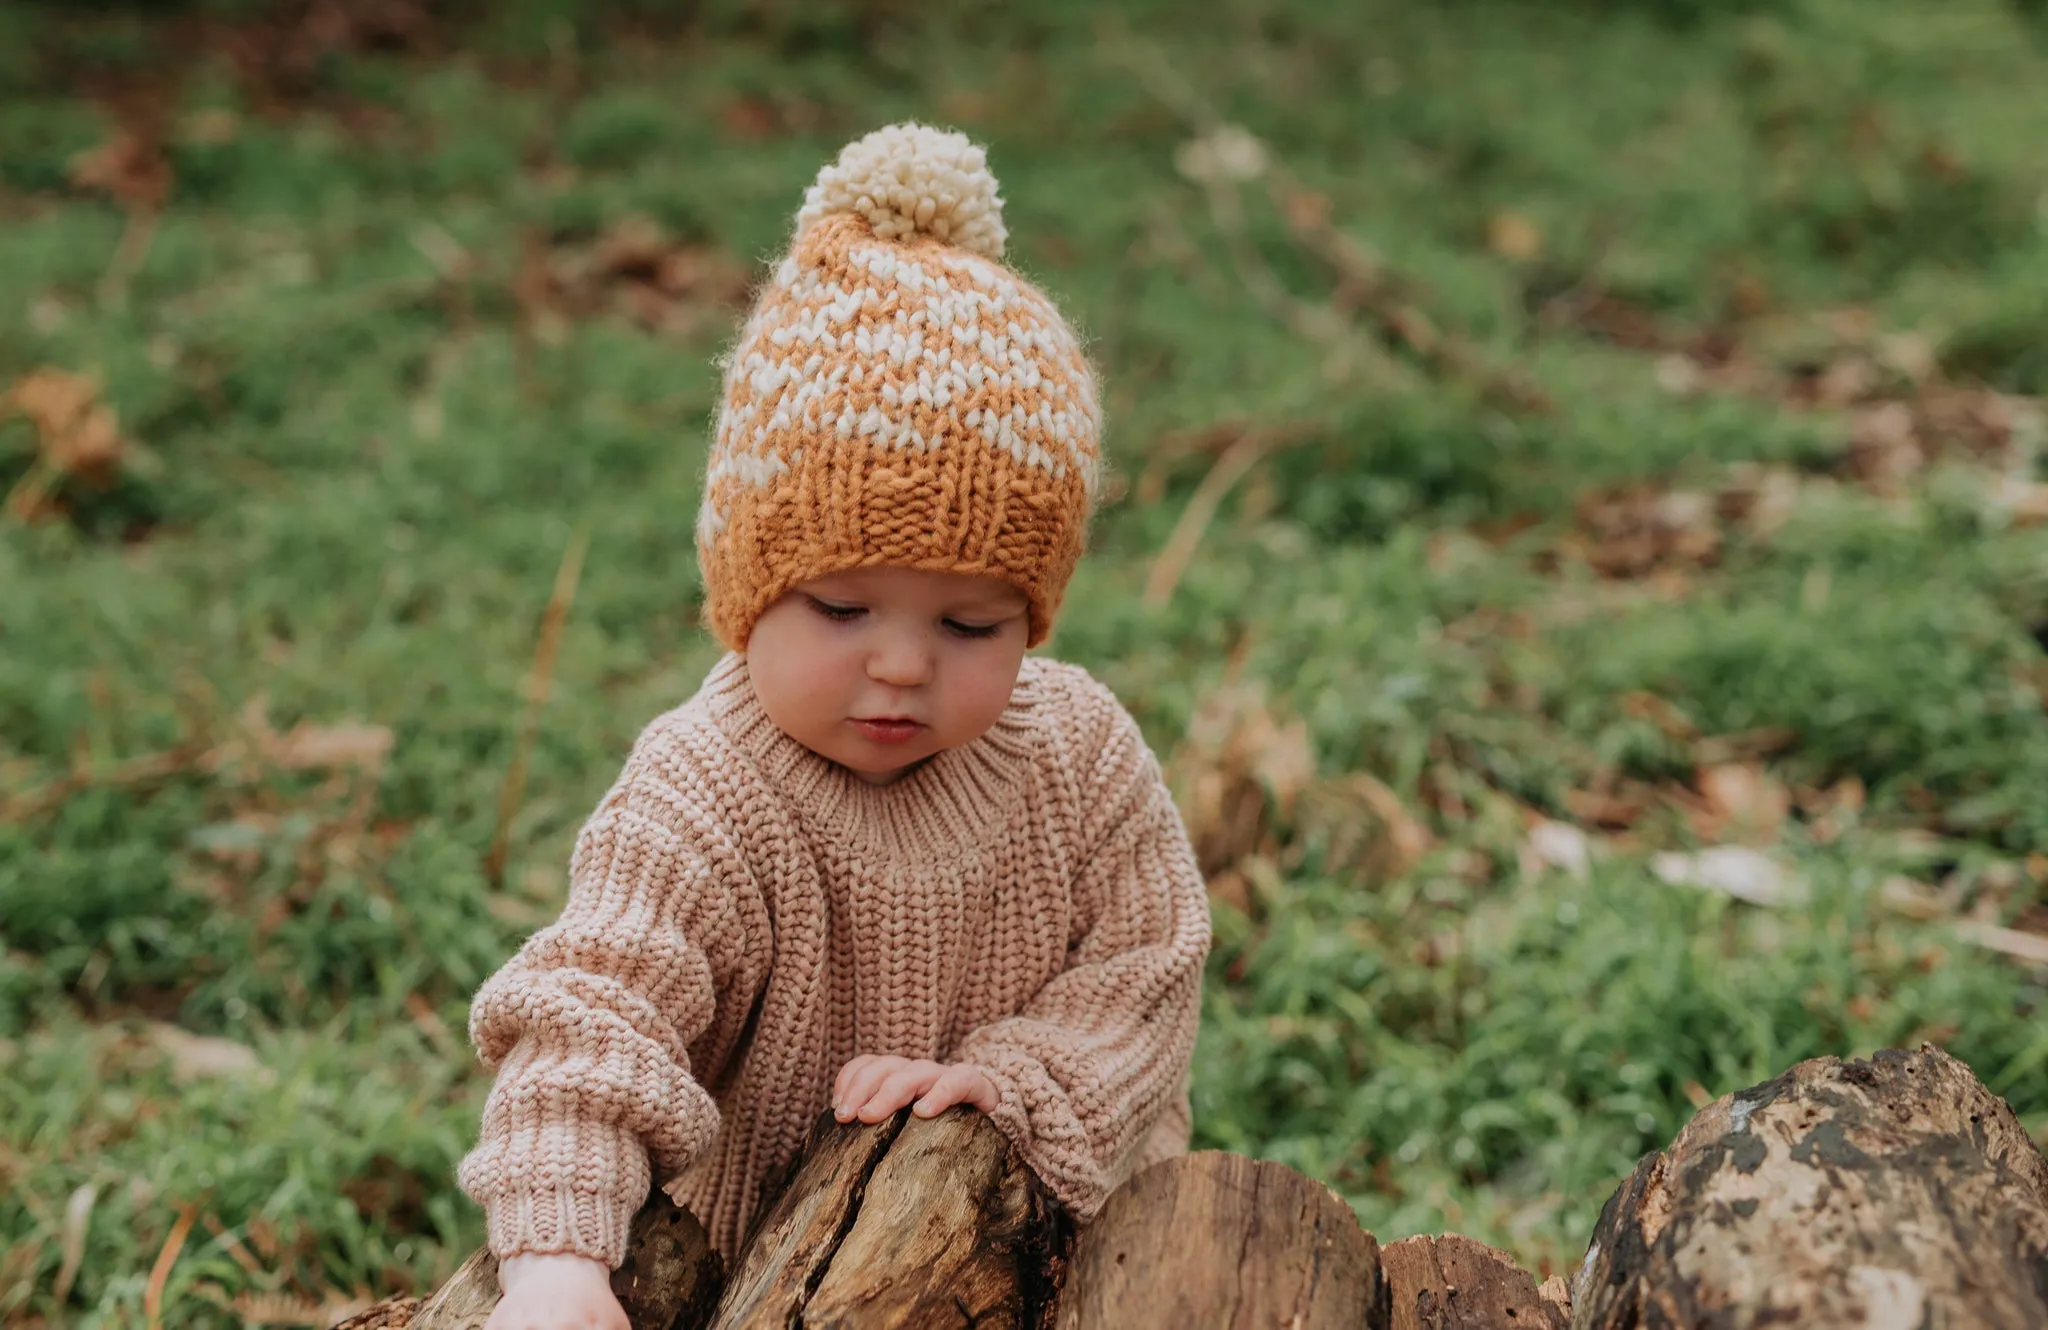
[5,0,2048,1323]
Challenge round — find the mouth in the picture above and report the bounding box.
[851,717,925,745]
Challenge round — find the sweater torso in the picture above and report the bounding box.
[458,652,1209,1264]
[671,655,1085,1243]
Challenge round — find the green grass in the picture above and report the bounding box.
[6,0,2048,1322]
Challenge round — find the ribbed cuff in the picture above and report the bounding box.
[460,1118,650,1269]
[957,1050,1108,1219]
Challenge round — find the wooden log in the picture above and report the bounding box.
[1380,1234,1569,1329]
[708,1107,1063,1330]
[706,1110,906,1327]
[1572,1044,2048,1329]
[1052,1152,1389,1329]
[805,1110,1066,1329]
[329,1185,724,1330]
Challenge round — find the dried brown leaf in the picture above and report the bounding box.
[267,721,393,773]
[4,368,128,484]
[1168,681,1317,875]
[518,218,750,343]
[1486,211,1542,262]
[1564,785,1651,830]
[1696,763,1791,840]
[1567,484,1724,580]
[69,130,172,212]
[1339,773,1434,875]
[721,97,784,140]
[1206,867,1253,915]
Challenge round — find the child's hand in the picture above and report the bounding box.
[832,1056,999,1124]
[486,1252,627,1330]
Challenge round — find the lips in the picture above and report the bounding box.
[852,718,924,745]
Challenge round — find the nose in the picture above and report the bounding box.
[866,626,934,688]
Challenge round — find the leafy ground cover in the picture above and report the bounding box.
[5,0,2048,1323]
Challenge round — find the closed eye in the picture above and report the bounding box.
[805,596,866,622]
[944,619,1004,640]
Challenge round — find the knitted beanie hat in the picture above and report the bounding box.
[695,122,1102,651]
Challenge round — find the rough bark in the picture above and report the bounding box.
[329,1185,723,1330]
[707,1108,1064,1330]
[1380,1234,1570,1330]
[1572,1044,2048,1329]
[1052,1151,1388,1330]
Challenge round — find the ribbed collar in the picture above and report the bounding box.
[696,653,1046,855]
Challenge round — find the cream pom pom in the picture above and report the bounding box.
[795,122,1007,260]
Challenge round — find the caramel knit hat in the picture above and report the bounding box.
[695,122,1102,651]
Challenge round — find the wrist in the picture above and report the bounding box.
[497,1250,610,1293]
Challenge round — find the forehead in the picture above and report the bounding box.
[805,566,1025,608]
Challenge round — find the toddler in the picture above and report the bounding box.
[458,123,1212,1329]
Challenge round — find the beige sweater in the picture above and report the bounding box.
[456,654,1212,1264]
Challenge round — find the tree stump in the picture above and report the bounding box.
[1572,1044,2048,1329]
[1380,1234,1570,1330]
[1051,1151,1389,1329]
[708,1108,1064,1330]
[330,1184,723,1330]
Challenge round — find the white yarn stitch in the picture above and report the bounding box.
[796,122,1008,261]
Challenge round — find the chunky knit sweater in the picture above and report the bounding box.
[457,653,1212,1265]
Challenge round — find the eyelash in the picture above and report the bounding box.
[805,597,1003,640]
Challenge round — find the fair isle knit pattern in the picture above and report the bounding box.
[457,655,1212,1266]
[695,123,1102,651]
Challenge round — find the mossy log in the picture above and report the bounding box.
[1572,1044,2048,1329]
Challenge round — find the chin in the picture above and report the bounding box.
[843,744,935,785]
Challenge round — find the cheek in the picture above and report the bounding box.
[750,613,852,726]
[948,647,1027,726]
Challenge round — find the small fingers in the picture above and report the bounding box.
[855,1061,942,1124]
[913,1064,987,1117]
[834,1056,899,1120]
[834,1055,877,1106]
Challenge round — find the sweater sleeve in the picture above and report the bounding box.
[951,681,1212,1219]
[456,717,767,1268]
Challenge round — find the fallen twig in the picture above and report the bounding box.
[3,742,230,824]
[1956,921,2048,966]
[485,527,590,889]
[144,1201,199,1330]
[1143,422,1320,608]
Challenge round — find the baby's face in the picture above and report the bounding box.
[746,566,1031,785]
